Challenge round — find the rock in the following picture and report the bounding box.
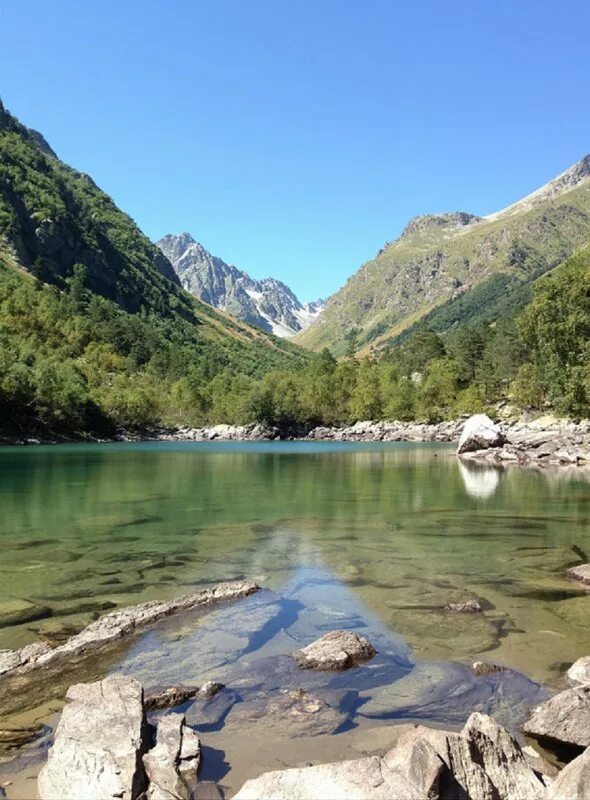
[547,746,590,799]
[568,656,590,686]
[444,600,483,613]
[457,414,506,455]
[234,749,444,800]
[0,596,52,628]
[235,713,545,800]
[462,712,546,798]
[522,746,559,782]
[38,675,149,800]
[292,630,376,671]
[472,661,507,676]
[143,713,200,800]
[145,685,201,711]
[196,680,224,700]
[0,580,259,680]
[227,688,347,737]
[0,723,46,749]
[566,564,590,587]
[523,684,590,748]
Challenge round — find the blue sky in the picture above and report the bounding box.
[1,1,589,300]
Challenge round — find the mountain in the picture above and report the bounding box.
[296,156,590,354]
[158,233,325,337]
[0,99,306,434]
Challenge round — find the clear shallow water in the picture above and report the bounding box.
[0,441,589,795]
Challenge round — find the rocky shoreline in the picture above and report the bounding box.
[3,416,589,467]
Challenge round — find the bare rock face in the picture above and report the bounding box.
[547,746,590,800]
[523,684,590,748]
[38,675,149,800]
[234,712,545,800]
[292,630,376,671]
[566,564,590,587]
[568,656,590,686]
[143,713,200,800]
[457,414,507,455]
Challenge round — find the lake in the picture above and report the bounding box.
[0,441,589,796]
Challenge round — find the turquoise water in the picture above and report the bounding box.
[0,441,589,795]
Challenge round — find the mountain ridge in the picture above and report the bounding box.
[296,155,590,354]
[158,232,325,337]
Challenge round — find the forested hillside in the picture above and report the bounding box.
[0,101,306,436]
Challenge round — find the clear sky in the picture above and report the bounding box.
[1,0,589,300]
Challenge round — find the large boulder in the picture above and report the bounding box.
[547,746,590,800]
[457,414,506,455]
[292,630,376,671]
[523,684,590,748]
[38,675,149,800]
[143,713,200,800]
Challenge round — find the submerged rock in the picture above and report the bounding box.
[457,414,506,455]
[568,656,590,686]
[234,712,545,800]
[38,675,149,800]
[143,713,200,800]
[0,580,259,680]
[523,684,590,748]
[227,687,347,737]
[292,630,376,671]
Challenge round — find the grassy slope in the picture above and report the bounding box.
[297,176,590,355]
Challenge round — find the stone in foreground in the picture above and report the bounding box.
[566,564,590,587]
[547,746,590,800]
[523,684,590,748]
[568,655,590,686]
[234,712,545,800]
[143,713,200,800]
[38,675,148,800]
[457,414,506,455]
[292,630,376,671]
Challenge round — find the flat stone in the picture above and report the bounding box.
[568,656,590,686]
[38,675,149,800]
[227,688,347,737]
[523,684,590,748]
[292,630,376,671]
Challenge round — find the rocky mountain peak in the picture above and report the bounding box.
[157,233,325,337]
[400,212,481,242]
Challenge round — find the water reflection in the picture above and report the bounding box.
[458,460,502,500]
